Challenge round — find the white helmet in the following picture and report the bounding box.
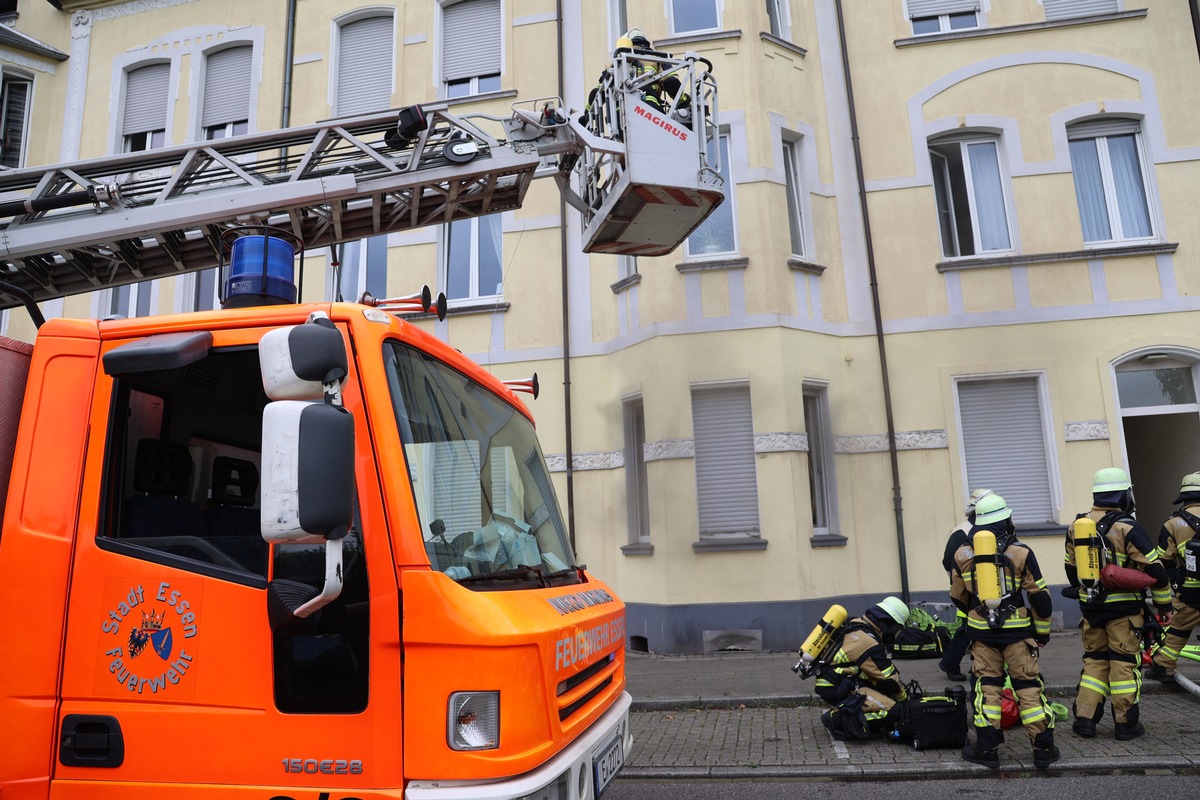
[965,488,993,519]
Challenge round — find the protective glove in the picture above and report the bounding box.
[1034,633,1050,646]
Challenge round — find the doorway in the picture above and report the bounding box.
[1115,351,1200,531]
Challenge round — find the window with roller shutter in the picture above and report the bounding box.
[441,0,502,99]
[335,13,395,118]
[691,383,760,537]
[1043,0,1119,22]
[906,0,980,34]
[201,45,252,141]
[122,62,169,152]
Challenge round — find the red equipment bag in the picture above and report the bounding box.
[1000,688,1019,730]
[1100,563,1156,591]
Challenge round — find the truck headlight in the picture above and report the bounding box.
[448,691,500,751]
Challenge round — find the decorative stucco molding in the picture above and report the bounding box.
[644,439,695,462]
[0,51,57,74]
[544,450,624,473]
[1065,420,1109,441]
[754,432,808,453]
[92,0,198,22]
[835,429,948,453]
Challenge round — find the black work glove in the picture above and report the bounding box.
[1060,585,1080,600]
[1034,633,1050,646]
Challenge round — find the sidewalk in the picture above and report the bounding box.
[620,630,1200,779]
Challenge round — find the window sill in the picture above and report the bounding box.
[692,536,767,553]
[441,300,511,316]
[432,89,519,110]
[621,542,654,556]
[676,256,749,273]
[1015,523,1068,538]
[759,32,807,58]
[611,273,642,294]
[655,29,742,50]
[788,258,826,275]
[895,9,1147,47]
[936,242,1177,272]
[810,533,848,548]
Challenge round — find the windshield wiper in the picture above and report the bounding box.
[542,564,586,582]
[457,564,547,586]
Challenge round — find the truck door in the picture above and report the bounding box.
[53,325,402,799]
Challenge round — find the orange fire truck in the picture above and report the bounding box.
[0,45,721,800]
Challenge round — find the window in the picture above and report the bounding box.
[1067,119,1154,245]
[618,255,637,280]
[804,383,837,535]
[907,0,980,34]
[609,0,628,44]
[782,138,806,258]
[1044,0,1118,21]
[122,63,169,152]
[444,215,502,301]
[335,14,394,117]
[929,136,1012,257]
[107,280,154,319]
[0,71,31,168]
[686,132,736,257]
[190,269,219,312]
[202,45,252,140]
[766,0,788,38]
[957,376,1055,526]
[333,236,388,302]
[442,0,502,99]
[671,0,720,35]
[623,398,649,545]
[691,383,759,537]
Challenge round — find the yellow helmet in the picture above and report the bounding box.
[615,35,633,51]
[1093,467,1131,493]
[973,494,1012,525]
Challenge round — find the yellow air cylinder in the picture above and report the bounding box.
[1074,517,1101,585]
[973,531,1002,608]
[799,603,847,664]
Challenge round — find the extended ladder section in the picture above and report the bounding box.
[0,47,724,309]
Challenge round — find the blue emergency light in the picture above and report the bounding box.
[222,234,297,308]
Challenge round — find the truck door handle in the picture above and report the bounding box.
[60,714,124,767]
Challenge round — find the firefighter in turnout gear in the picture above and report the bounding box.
[1146,471,1200,681]
[1065,467,1172,741]
[813,597,911,740]
[950,494,1058,769]
[623,29,692,128]
[939,488,994,683]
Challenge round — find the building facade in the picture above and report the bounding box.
[3,0,1199,652]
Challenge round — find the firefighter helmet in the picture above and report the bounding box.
[1173,471,1200,504]
[626,27,651,48]
[874,596,910,626]
[1092,467,1132,493]
[965,487,993,518]
[974,493,1012,525]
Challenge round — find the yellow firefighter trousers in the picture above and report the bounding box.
[1152,601,1200,673]
[1076,612,1142,723]
[970,638,1053,740]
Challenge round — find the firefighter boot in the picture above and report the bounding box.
[1114,705,1145,741]
[1071,701,1102,738]
[1144,663,1174,682]
[1032,730,1060,769]
[961,725,1002,769]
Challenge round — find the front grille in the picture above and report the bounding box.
[556,651,618,723]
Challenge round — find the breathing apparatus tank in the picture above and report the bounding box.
[973,530,1005,628]
[792,604,847,678]
[1074,516,1104,602]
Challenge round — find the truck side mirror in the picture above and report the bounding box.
[259,315,354,634]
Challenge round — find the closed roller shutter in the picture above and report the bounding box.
[202,45,252,128]
[336,15,394,117]
[1044,0,1119,22]
[123,63,169,135]
[443,0,501,82]
[906,0,980,17]
[692,384,760,535]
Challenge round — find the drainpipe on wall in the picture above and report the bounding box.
[280,0,297,131]
[1191,0,1200,65]
[556,0,577,550]
[834,0,910,601]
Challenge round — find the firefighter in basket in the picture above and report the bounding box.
[793,597,911,740]
[1145,471,1200,682]
[622,29,694,130]
[1064,467,1172,741]
[950,493,1059,769]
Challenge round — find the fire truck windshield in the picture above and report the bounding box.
[383,341,577,585]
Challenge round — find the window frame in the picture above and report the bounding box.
[928,135,1015,259]
[332,9,397,118]
[803,381,838,537]
[187,269,220,313]
[105,280,156,320]
[198,43,253,142]
[1066,119,1157,247]
[910,11,979,34]
[954,372,1060,527]
[438,0,504,101]
[765,0,790,39]
[670,0,721,36]
[622,396,650,546]
[331,236,389,303]
[685,130,738,258]
[782,136,807,259]
[120,61,171,154]
[690,381,760,539]
[442,214,504,303]
[0,69,33,169]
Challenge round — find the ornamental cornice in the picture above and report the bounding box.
[835,429,948,453]
[1065,420,1109,441]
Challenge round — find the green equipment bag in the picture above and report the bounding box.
[891,605,954,659]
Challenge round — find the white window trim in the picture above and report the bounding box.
[929,135,1016,259]
[765,0,792,39]
[685,128,738,259]
[439,215,505,304]
[329,8,397,117]
[781,135,809,259]
[1067,124,1159,247]
[181,268,220,313]
[910,10,981,34]
[330,236,389,302]
[803,380,839,537]
[1,68,34,169]
[100,279,158,320]
[191,34,263,142]
[690,379,760,538]
[952,370,1062,524]
[607,0,629,47]
[622,396,650,545]
[1113,351,1200,419]
[669,0,723,36]
[435,0,506,100]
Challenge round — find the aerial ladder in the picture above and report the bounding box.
[0,45,722,312]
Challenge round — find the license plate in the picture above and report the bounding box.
[593,735,624,798]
